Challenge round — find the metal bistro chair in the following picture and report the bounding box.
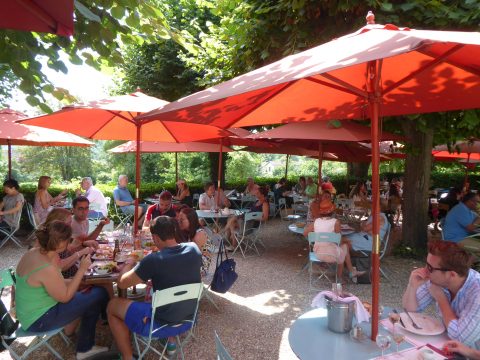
[358,223,392,280]
[113,200,133,230]
[308,232,342,290]
[273,197,287,219]
[0,204,23,250]
[215,331,233,360]
[0,268,71,360]
[133,283,203,360]
[232,212,263,258]
[25,202,39,243]
[193,193,200,209]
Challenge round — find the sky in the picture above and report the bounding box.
[7,53,114,116]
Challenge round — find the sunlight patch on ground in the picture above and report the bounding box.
[213,289,291,315]
[278,327,297,360]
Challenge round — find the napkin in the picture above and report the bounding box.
[312,291,371,323]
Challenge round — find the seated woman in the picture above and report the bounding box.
[224,186,269,250]
[294,176,306,195]
[305,177,318,200]
[173,179,192,207]
[349,181,368,203]
[177,207,215,277]
[0,179,25,232]
[199,182,231,210]
[303,199,365,282]
[33,176,68,224]
[15,221,109,359]
[343,210,389,252]
[244,177,259,196]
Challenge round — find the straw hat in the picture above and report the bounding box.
[318,199,336,215]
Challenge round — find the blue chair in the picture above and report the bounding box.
[359,223,392,280]
[215,331,233,360]
[308,232,342,290]
[0,268,71,360]
[133,283,203,360]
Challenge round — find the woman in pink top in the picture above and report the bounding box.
[304,199,365,282]
[33,176,67,224]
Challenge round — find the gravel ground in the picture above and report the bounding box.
[0,219,426,360]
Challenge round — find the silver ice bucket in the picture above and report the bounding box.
[325,296,355,333]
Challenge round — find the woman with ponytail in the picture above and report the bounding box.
[15,221,109,359]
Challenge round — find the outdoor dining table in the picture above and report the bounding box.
[196,209,243,231]
[289,307,449,360]
[288,223,356,236]
[228,195,256,210]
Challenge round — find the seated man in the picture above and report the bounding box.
[143,191,176,228]
[113,175,147,222]
[107,216,202,360]
[402,240,480,349]
[76,177,108,219]
[64,196,110,278]
[199,182,231,210]
[343,211,389,252]
[443,192,480,243]
[304,177,318,200]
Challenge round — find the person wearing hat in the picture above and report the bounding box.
[173,179,192,207]
[304,199,365,282]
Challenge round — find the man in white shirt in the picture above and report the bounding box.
[199,181,230,210]
[76,177,108,218]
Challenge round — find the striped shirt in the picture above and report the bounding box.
[416,269,480,349]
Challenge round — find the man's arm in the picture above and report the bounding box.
[402,267,430,311]
[465,215,480,232]
[87,218,110,240]
[117,262,143,289]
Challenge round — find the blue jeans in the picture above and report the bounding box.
[27,287,108,352]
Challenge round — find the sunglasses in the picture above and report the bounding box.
[425,261,451,273]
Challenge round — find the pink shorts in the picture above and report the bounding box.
[313,243,346,263]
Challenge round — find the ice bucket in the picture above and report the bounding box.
[325,296,355,333]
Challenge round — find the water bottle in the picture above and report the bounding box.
[66,196,72,208]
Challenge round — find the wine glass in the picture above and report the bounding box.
[392,332,405,353]
[376,334,392,359]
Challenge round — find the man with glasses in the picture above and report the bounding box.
[402,240,480,350]
[443,192,480,243]
[71,196,110,243]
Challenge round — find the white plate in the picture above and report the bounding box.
[399,312,445,336]
[341,224,354,231]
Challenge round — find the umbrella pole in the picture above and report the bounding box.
[317,142,323,199]
[369,60,381,341]
[134,124,141,234]
[285,154,289,179]
[217,139,223,207]
[7,140,12,179]
[175,152,179,182]
[464,153,471,188]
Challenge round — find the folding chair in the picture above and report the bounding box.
[215,331,233,360]
[25,202,39,243]
[240,195,256,211]
[113,200,133,230]
[292,195,308,217]
[359,223,392,280]
[308,232,342,290]
[133,283,203,360]
[232,212,263,258]
[273,198,287,219]
[0,205,23,250]
[0,268,70,360]
[192,194,200,209]
[199,227,222,310]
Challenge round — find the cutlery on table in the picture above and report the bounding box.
[392,309,406,328]
[403,308,422,329]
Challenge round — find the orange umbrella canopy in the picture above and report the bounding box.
[19,91,230,142]
[109,141,233,153]
[139,24,480,128]
[248,120,402,142]
[0,108,92,146]
[0,0,74,36]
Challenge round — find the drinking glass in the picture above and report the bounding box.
[375,334,391,358]
[392,332,405,353]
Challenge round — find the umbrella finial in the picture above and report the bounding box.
[366,11,375,25]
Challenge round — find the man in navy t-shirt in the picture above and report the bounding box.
[107,216,201,360]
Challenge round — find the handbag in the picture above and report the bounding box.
[210,239,238,293]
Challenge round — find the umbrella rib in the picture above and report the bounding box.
[316,73,368,98]
[160,122,180,143]
[383,44,464,95]
[417,49,480,78]
[305,77,365,98]
[89,110,137,139]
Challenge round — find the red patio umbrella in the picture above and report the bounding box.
[18,91,230,230]
[0,108,92,178]
[249,120,402,188]
[109,140,233,181]
[0,0,74,36]
[139,18,480,338]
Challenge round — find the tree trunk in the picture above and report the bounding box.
[401,119,434,249]
[346,162,370,193]
[208,152,227,188]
